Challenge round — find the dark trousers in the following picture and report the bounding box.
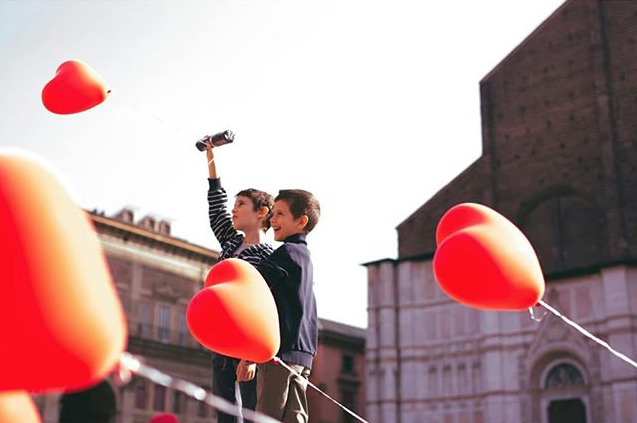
[212,355,257,423]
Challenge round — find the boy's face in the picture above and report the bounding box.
[270,199,307,241]
[231,195,260,232]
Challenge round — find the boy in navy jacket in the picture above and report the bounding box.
[236,189,320,423]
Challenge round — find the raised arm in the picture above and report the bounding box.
[206,143,238,246]
[206,142,218,179]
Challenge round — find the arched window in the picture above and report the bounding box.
[544,362,585,389]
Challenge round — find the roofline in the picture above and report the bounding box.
[361,252,436,267]
[318,318,366,344]
[360,257,397,267]
[481,0,570,83]
[395,156,485,231]
[88,211,219,260]
[319,317,366,332]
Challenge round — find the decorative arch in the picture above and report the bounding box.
[528,348,590,392]
[543,362,586,389]
[539,358,588,390]
[518,186,606,273]
[529,352,591,423]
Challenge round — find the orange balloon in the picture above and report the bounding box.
[41,60,109,114]
[433,203,545,311]
[187,258,280,362]
[0,153,127,391]
[0,391,41,423]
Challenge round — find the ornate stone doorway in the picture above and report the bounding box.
[548,397,587,423]
[540,361,589,423]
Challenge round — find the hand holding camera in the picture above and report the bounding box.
[195,130,234,151]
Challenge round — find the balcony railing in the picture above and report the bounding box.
[127,319,203,350]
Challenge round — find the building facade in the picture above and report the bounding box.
[365,1,637,422]
[34,208,366,423]
[309,320,366,423]
[35,208,219,423]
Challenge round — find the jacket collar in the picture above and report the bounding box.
[283,233,307,244]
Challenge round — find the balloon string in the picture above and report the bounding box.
[528,306,547,322]
[107,92,190,137]
[538,300,637,369]
[119,352,282,423]
[273,357,371,423]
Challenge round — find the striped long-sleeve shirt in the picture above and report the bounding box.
[207,178,274,366]
[207,177,274,266]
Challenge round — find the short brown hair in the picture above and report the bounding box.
[275,189,321,233]
[236,188,274,230]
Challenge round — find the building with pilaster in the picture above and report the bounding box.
[364,1,637,422]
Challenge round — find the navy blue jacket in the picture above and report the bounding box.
[257,233,317,368]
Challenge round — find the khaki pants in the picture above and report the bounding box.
[256,361,311,423]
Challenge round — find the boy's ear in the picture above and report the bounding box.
[298,215,309,229]
[258,206,269,218]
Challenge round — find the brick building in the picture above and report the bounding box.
[33,208,366,423]
[365,1,637,422]
[309,320,366,423]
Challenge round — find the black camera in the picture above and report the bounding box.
[195,130,235,151]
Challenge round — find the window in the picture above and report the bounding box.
[173,391,182,414]
[153,385,166,411]
[139,303,151,338]
[342,355,354,374]
[135,381,147,409]
[340,390,357,423]
[197,400,208,417]
[156,304,171,343]
[177,313,189,346]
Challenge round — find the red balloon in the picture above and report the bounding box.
[0,391,41,423]
[187,258,280,363]
[41,60,109,114]
[433,203,545,311]
[0,153,127,391]
[147,413,180,423]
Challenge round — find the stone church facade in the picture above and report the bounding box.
[364,1,637,422]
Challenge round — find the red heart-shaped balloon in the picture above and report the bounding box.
[433,203,545,311]
[0,152,127,391]
[41,60,109,115]
[0,391,41,423]
[147,413,179,423]
[187,258,280,362]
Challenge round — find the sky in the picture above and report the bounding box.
[0,0,566,329]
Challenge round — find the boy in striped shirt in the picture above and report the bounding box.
[205,141,274,423]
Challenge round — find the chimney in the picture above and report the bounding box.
[157,220,171,235]
[137,215,158,232]
[112,207,135,224]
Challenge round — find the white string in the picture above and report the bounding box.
[528,305,547,322]
[273,357,372,423]
[107,92,190,137]
[119,353,282,423]
[538,300,637,369]
[119,353,371,423]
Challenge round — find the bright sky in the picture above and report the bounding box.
[0,0,565,328]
